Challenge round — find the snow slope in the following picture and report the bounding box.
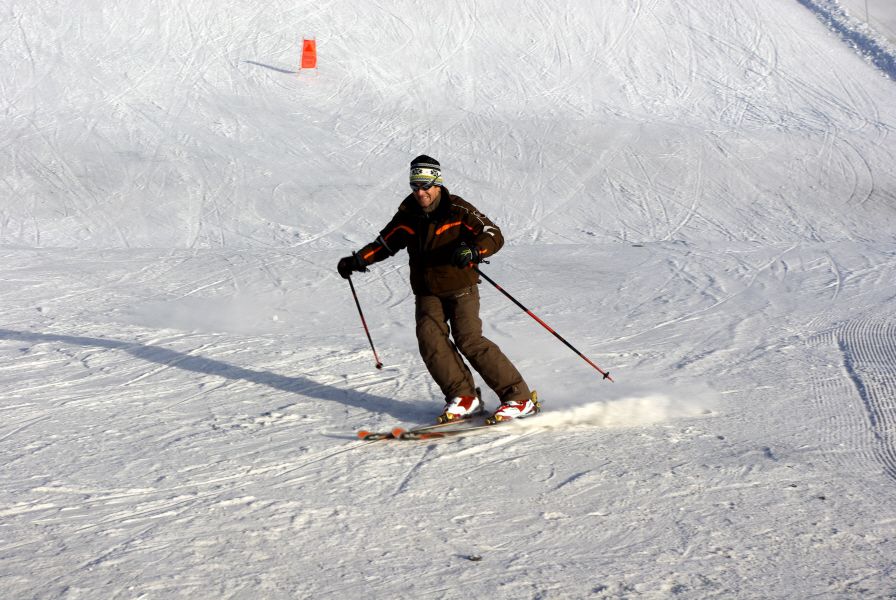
[2,0,896,598]
[834,0,896,43]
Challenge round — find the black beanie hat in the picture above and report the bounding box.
[410,155,444,187]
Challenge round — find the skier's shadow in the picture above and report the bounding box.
[0,329,428,422]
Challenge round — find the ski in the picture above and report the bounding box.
[357,387,486,441]
[396,418,501,440]
[402,403,541,439]
[356,391,541,441]
[356,417,483,441]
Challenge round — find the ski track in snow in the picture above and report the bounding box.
[837,319,896,480]
[798,0,896,80]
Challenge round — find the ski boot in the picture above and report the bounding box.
[437,387,484,424]
[485,391,540,425]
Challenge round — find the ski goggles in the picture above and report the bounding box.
[410,180,437,191]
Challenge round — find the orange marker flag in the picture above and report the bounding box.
[301,39,317,69]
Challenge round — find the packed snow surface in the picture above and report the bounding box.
[2,0,896,598]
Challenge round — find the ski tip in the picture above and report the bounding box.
[391,427,406,438]
[357,430,371,440]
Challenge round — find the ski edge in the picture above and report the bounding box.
[356,417,483,441]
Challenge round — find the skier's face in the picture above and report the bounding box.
[412,183,441,211]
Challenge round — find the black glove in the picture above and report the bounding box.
[337,253,367,279]
[451,244,480,269]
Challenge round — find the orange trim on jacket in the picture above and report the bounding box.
[434,221,475,236]
[360,246,385,262]
[385,224,415,240]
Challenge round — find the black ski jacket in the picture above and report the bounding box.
[357,188,503,296]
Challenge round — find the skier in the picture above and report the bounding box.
[337,155,539,423]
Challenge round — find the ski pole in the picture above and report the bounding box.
[474,266,613,381]
[347,275,383,370]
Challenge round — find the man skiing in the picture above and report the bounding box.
[337,155,539,423]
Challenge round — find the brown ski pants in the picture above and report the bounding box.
[415,285,530,403]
